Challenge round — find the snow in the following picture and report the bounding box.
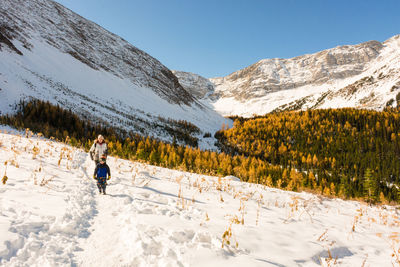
[0,129,399,266]
[224,176,241,182]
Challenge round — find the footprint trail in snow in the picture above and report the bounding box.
[1,130,399,266]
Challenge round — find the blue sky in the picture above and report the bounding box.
[55,0,400,78]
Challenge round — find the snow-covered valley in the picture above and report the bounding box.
[0,0,399,265]
[0,129,399,266]
[0,0,231,149]
[2,0,400,147]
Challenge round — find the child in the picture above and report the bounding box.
[93,155,111,194]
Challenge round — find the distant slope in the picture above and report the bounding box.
[172,71,215,99]
[175,35,400,117]
[0,0,230,146]
[211,40,383,99]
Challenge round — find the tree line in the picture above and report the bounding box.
[0,100,283,187]
[2,100,400,203]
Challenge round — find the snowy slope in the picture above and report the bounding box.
[0,0,231,145]
[175,35,400,117]
[1,130,399,266]
[0,0,193,105]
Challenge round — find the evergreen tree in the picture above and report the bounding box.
[363,168,377,202]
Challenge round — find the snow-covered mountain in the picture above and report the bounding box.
[175,35,400,117]
[1,129,399,266]
[0,0,230,146]
[2,0,399,143]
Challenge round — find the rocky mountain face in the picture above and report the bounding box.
[0,0,231,148]
[172,71,214,99]
[210,40,383,100]
[175,35,400,117]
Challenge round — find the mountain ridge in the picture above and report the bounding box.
[0,0,194,105]
[174,35,400,117]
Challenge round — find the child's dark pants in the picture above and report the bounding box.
[97,177,107,193]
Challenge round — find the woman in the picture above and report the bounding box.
[89,135,108,165]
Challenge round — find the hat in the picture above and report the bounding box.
[98,135,104,140]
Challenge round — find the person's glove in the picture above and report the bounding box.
[93,175,96,180]
[107,176,111,180]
